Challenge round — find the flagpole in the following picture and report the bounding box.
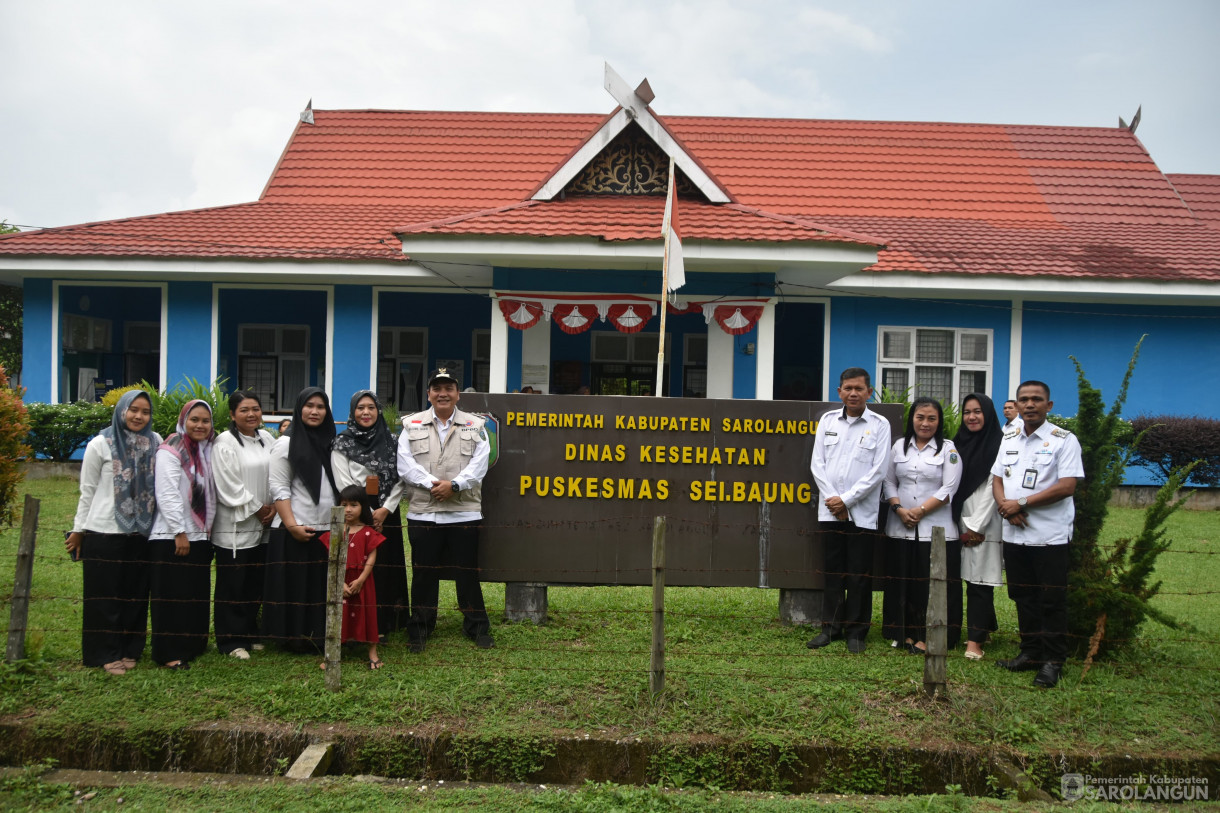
[655,160,674,398]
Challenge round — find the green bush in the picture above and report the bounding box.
[0,366,30,524]
[872,385,962,438]
[24,401,110,460]
[139,377,230,438]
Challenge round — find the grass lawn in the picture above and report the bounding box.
[0,477,1217,778]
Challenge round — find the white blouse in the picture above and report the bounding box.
[150,447,213,542]
[883,438,962,540]
[72,432,163,535]
[268,434,337,532]
[959,479,1004,586]
[211,429,275,552]
[331,450,406,513]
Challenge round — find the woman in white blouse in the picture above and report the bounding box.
[331,390,409,639]
[148,399,216,670]
[263,387,338,652]
[65,390,160,675]
[883,397,963,654]
[211,390,276,660]
[951,393,1005,660]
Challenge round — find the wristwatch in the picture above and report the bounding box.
[889,503,900,513]
[451,480,461,493]
[1017,496,1027,507]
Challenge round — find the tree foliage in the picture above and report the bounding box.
[1066,336,1189,657]
[0,221,20,377]
[1129,415,1220,487]
[24,401,111,460]
[0,365,30,525]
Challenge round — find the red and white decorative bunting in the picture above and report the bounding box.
[495,293,766,336]
[498,299,543,330]
[552,303,599,334]
[606,302,655,334]
[703,302,765,336]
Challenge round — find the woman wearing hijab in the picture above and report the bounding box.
[263,387,338,652]
[148,399,216,670]
[883,397,963,654]
[211,390,276,660]
[65,390,160,675]
[952,393,1006,660]
[332,390,409,638]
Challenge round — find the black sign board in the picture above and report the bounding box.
[457,393,903,588]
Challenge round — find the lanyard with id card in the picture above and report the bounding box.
[1022,468,1038,489]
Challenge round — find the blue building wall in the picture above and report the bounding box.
[332,285,374,408]
[1021,301,1220,485]
[378,292,490,388]
[21,279,52,401]
[828,295,1013,402]
[165,281,211,388]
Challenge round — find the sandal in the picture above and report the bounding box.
[120,658,137,670]
[102,660,126,676]
[965,647,985,660]
[164,660,190,671]
[368,659,384,670]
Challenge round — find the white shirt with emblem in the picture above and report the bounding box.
[883,438,962,540]
[396,407,490,524]
[990,421,1084,546]
[809,406,891,529]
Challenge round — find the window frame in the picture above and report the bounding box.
[876,325,993,405]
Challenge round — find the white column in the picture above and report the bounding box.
[707,324,734,399]
[490,300,508,393]
[754,301,775,401]
[521,319,552,393]
[1007,298,1023,401]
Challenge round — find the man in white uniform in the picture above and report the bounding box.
[991,380,1083,688]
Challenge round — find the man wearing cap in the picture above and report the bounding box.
[396,368,494,651]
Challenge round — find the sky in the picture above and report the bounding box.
[2,0,1218,230]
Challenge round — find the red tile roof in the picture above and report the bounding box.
[398,196,882,245]
[1,108,1217,281]
[1168,174,1220,231]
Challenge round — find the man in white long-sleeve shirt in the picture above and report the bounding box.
[807,368,891,653]
[396,368,493,652]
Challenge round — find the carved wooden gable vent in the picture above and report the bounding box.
[564,123,699,197]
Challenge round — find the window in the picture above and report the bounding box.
[377,327,427,412]
[590,332,670,396]
[472,329,490,393]
[683,334,707,398]
[237,323,311,412]
[878,326,992,404]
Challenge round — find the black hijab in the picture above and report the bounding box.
[287,387,338,504]
[332,390,400,506]
[950,392,1004,523]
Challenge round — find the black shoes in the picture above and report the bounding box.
[408,638,426,654]
[1033,662,1062,688]
[996,652,1039,672]
[847,638,866,654]
[474,633,495,650]
[806,631,842,649]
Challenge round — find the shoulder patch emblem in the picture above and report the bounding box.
[1051,427,1070,438]
[949,452,958,464]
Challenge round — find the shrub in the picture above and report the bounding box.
[24,401,110,460]
[873,385,962,438]
[140,377,230,438]
[1129,415,1220,487]
[0,366,30,524]
[101,384,145,410]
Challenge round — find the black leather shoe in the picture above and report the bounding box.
[1033,662,1062,688]
[806,632,837,649]
[408,638,426,654]
[474,633,495,650]
[996,652,1039,672]
[847,638,866,654]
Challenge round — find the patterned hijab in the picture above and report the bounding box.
[287,387,338,504]
[332,390,400,506]
[102,389,158,535]
[951,392,1005,523]
[159,399,217,533]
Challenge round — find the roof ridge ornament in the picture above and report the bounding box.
[300,99,314,126]
[530,63,731,204]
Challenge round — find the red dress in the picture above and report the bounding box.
[320,525,385,644]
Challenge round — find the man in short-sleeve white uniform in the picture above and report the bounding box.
[807,367,891,653]
[991,380,1084,688]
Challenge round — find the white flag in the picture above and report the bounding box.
[662,162,686,292]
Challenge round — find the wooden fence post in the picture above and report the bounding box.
[324,506,348,691]
[6,495,40,663]
[650,515,666,698]
[923,525,948,697]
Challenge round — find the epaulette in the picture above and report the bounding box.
[1003,428,1020,439]
[1050,427,1070,438]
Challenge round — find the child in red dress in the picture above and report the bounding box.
[321,485,385,669]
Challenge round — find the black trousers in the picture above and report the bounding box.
[1003,542,1069,664]
[903,537,963,648]
[965,581,998,645]
[149,538,213,665]
[262,527,328,653]
[819,521,873,641]
[406,519,490,641]
[214,544,266,654]
[80,532,149,667]
[880,536,907,642]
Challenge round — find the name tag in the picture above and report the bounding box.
[1022,468,1038,489]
